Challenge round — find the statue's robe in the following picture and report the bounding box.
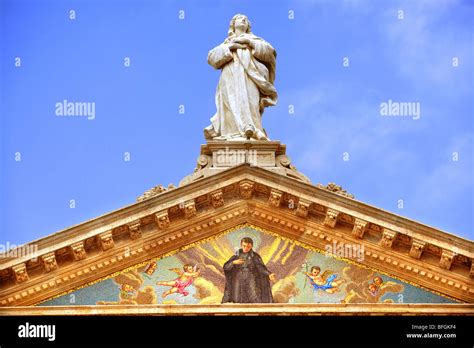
[207,32,278,140]
[222,249,274,303]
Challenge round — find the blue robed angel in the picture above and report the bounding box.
[305,266,345,294]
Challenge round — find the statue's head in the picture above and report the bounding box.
[228,14,252,36]
[240,237,254,253]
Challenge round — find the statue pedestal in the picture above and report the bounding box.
[179,140,311,186]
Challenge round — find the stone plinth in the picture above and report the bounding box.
[179,140,311,186]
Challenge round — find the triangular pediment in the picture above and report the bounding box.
[38,225,456,306]
[0,163,473,309]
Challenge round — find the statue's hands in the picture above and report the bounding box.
[228,42,247,51]
[232,37,254,48]
[232,259,245,265]
[269,273,277,282]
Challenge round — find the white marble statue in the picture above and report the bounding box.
[204,14,278,141]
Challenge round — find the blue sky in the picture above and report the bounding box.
[1,0,472,246]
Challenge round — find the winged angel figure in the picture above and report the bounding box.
[305,266,345,294]
[156,264,200,298]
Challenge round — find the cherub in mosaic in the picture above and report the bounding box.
[304,266,345,294]
[156,264,201,298]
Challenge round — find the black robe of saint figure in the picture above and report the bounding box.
[222,249,274,303]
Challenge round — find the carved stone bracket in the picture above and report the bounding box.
[296,198,311,218]
[12,263,28,284]
[70,241,86,261]
[210,190,224,208]
[41,252,58,273]
[128,220,142,240]
[268,189,283,208]
[239,180,254,199]
[183,200,197,219]
[99,231,114,251]
[409,239,426,259]
[439,250,455,270]
[154,211,170,229]
[324,208,339,228]
[380,229,397,248]
[352,219,367,239]
[470,262,474,278]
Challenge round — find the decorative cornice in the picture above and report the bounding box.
[1,165,470,266]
